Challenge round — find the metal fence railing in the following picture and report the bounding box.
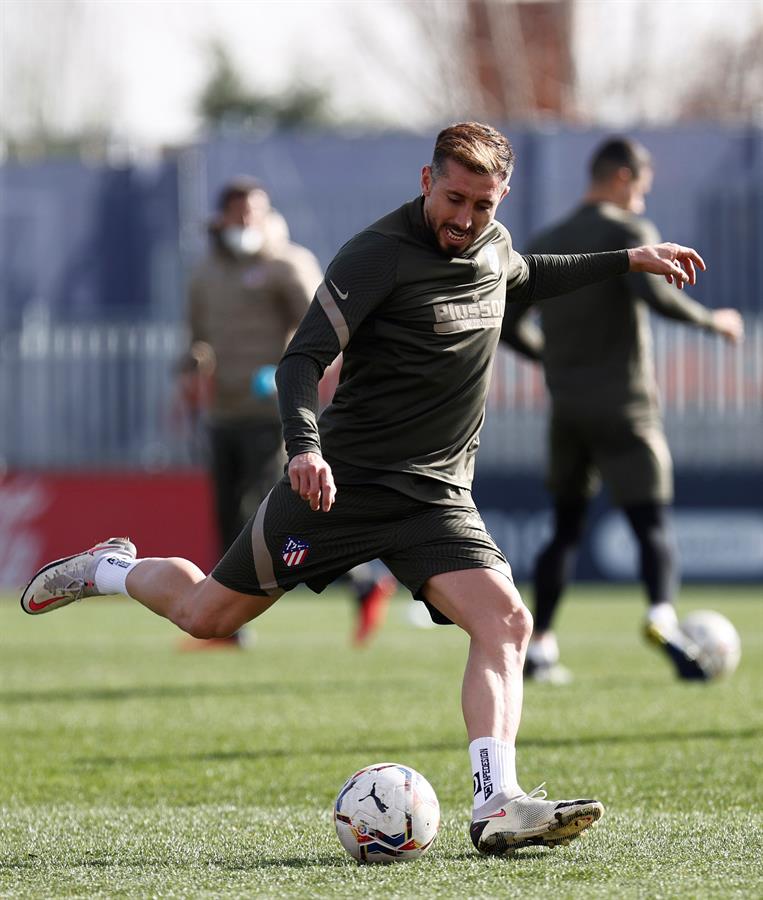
[1,316,761,471]
[481,315,763,468]
[0,320,193,470]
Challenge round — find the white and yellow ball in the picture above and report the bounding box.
[680,610,741,678]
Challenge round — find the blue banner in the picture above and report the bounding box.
[472,469,763,583]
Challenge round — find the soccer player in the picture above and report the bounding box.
[501,137,744,684]
[21,123,708,855]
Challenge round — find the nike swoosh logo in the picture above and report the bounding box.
[27,594,67,611]
[329,280,349,300]
[485,809,507,819]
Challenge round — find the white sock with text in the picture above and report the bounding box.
[469,736,522,813]
[95,556,141,597]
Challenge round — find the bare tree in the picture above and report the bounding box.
[344,0,576,126]
[382,0,762,128]
[335,0,479,127]
[196,40,330,131]
[571,0,762,126]
[678,23,763,122]
[393,1,484,122]
[465,0,576,121]
[1,0,119,158]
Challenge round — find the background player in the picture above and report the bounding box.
[501,137,744,683]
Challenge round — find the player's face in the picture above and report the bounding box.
[624,166,653,215]
[221,190,270,229]
[421,160,510,256]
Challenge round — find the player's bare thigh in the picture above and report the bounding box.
[422,567,529,640]
[185,576,283,638]
[126,559,283,639]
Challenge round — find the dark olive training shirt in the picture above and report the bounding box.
[276,197,629,502]
[501,202,715,413]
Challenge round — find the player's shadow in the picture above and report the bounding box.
[71,854,349,871]
[75,724,762,768]
[216,850,539,868]
[519,725,763,748]
[435,849,549,861]
[223,855,348,870]
[68,851,528,870]
[0,680,385,706]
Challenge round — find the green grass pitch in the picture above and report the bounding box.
[1,584,761,898]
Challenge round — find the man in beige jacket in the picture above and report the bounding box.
[176,177,319,648]
[182,177,321,555]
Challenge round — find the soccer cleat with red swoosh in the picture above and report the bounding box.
[20,538,137,615]
[470,783,604,855]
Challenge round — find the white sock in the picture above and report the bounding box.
[95,556,141,597]
[647,602,678,632]
[526,632,559,667]
[469,736,522,812]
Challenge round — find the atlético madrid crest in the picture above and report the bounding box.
[282,537,310,567]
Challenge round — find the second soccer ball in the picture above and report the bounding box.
[680,609,741,678]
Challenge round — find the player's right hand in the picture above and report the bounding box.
[628,242,706,288]
[712,309,744,344]
[288,452,336,512]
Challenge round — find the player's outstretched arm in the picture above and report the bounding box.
[288,451,337,512]
[628,243,706,289]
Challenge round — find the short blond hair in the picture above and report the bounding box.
[432,122,515,181]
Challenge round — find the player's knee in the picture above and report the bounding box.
[180,596,237,639]
[183,612,236,640]
[505,596,533,645]
[519,600,534,637]
[474,586,532,647]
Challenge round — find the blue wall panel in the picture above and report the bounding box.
[473,469,763,584]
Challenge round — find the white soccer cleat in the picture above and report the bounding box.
[20,537,137,615]
[524,661,573,685]
[524,633,573,684]
[470,783,605,855]
[643,606,711,681]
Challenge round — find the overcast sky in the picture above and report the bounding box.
[2,0,761,148]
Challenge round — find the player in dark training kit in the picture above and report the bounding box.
[21,124,708,855]
[501,137,744,684]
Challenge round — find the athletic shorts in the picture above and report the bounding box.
[548,406,673,505]
[212,476,512,624]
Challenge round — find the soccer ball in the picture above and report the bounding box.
[333,762,440,862]
[680,610,741,678]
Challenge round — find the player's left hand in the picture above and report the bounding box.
[628,242,706,289]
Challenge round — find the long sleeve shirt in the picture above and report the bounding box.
[501,202,715,412]
[276,196,629,501]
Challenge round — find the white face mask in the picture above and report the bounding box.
[222,226,264,256]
